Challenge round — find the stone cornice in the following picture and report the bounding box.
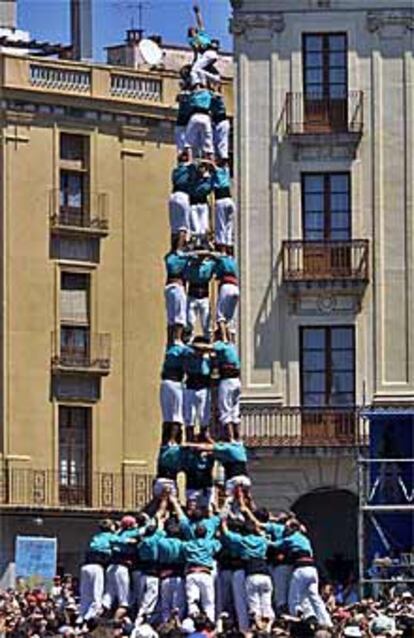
[367,9,414,33]
[230,12,285,39]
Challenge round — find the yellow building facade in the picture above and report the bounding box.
[0,51,232,578]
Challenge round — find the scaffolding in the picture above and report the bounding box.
[357,455,414,595]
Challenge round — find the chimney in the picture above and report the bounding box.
[70,0,92,60]
[0,0,16,29]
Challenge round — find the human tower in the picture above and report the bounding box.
[77,7,333,633]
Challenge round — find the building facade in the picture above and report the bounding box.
[0,50,232,579]
[231,0,414,571]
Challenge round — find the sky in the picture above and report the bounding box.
[17,0,232,61]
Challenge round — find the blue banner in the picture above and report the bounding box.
[15,536,57,581]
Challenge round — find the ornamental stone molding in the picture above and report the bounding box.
[366,9,414,34]
[230,12,285,39]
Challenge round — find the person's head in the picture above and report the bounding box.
[99,518,114,533]
[120,515,137,530]
[165,519,181,539]
[253,508,270,523]
[178,149,189,164]
[193,612,208,631]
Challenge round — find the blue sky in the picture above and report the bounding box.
[18,0,232,61]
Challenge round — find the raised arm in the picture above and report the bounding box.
[193,4,205,31]
[168,493,185,519]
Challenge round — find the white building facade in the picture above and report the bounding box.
[231,0,414,571]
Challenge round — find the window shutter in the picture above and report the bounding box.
[60,289,89,324]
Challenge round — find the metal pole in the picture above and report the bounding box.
[357,456,365,598]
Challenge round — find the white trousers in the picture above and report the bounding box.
[213,119,230,160]
[246,573,274,621]
[225,475,252,496]
[165,283,187,327]
[187,296,211,338]
[216,283,239,324]
[103,564,130,609]
[160,576,186,622]
[186,113,214,157]
[175,125,187,152]
[169,191,190,234]
[218,377,241,425]
[131,570,145,609]
[190,203,210,237]
[190,49,219,86]
[79,564,104,620]
[232,569,249,631]
[160,379,183,424]
[186,571,215,622]
[136,575,159,625]
[184,386,211,428]
[270,564,293,610]
[215,197,235,246]
[288,566,332,627]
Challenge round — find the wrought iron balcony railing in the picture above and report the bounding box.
[285,91,363,136]
[282,240,369,284]
[49,190,109,236]
[51,332,111,374]
[0,468,153,510]
[241,405,368,448]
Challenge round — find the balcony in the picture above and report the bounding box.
[282,240,369,300]
[51,332,111,375]
[241,405,368,448]
[0,468,153,511]
[49,190,109,237]
[284,91,363,160]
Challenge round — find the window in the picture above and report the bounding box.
[60,272,89,325]
[302,33,348,131]
[302,173,351,241]
[300,326,355,407]
[59,406,91,505]
[59,133,89,226]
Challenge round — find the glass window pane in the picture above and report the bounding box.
[304,35,323,52]
[331,193,349,210]
[305,86,324,99]
[331,229,350,240]
[305,230,324,241]
[329,34,346,51]
[304,213,324,231]
[331,327,353,348]
[303,351,325,370]
[330,212,350,229]
[304,372,326,392]
[303,328,325,349]
[329,68,346,84]
[330,174,349,192]
[329,84,346,99]
[332,372,354,392]
[330,392,354,406]
[329,51,346,67]
[332,350,354,370]
[304,175,324,193]
[306,68,323,85]
[304,194,324,211]
[305,51,323,68]
[303,393,325,407]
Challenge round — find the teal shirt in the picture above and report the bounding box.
[161,343,188,380]
[211,93,227,124]
[183,257,215,286]
[281,531,313,557]
[213,442,247,464]
[89,531,116,556]
[172,164,193,194]
[179,514,220,541]
[190,172,212,201]
[183,537,221,569]
[183,348,211,377]
[188,29,212,50]
[176,91,192,126]
[158,536,184,565]
[138,529,164,563]
[213,341,240,370]
[111,528,140,560]
[165,251,188,279]
[214,255,238,280]
[189,89,212,112]
[265,522,285,542]
[212,166,231,191]
[223,530,268,560]
[157,444,184,479]
[183,448,214,489]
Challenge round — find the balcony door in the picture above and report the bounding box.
[59,406,91,505]
[302,173,351,277]
[300,327,355,444]
[303,33,347,132]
